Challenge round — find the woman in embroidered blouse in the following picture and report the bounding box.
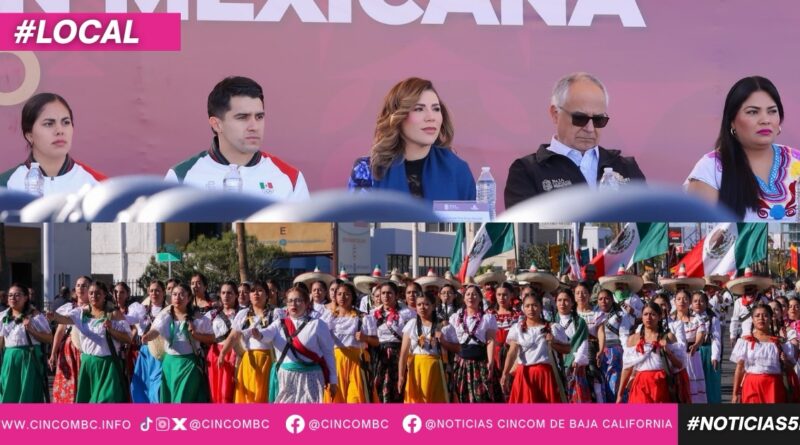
[449,285,502,403]
[130,280,166,403]
[142,283,214,403]
[674,290,707,403]
[651,294,691,404]
[218,280,278,403]
[49,275,91,403]
[574,282,606,402]
[501,292,570,403]
[49,281,132,403]
[491,283,519,381]
[364,282,413,403]
[731,304,799,403]
[112,282,138,380]
[254,286,337,403]
[347,77,476,202]
[595,289,632,403]
[555,289,592,403]
[692,291,722,403]
[686,76,799,221]
[321,282,377,403]
[0,284,52,402]
[398,290,458,403]
[206,280,240,403]
[617,302,686,403]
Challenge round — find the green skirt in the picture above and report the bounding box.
[160,354,209,403]
[0,346,47,403]
[76,353,127,403]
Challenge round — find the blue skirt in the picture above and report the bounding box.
[130,346,162,403]
[599,344,623,402]
[699,344,721,403]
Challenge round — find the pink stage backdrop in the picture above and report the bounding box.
[0,1,798,209]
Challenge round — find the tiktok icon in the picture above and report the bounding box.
[140,417,153,432]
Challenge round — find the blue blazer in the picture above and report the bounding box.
[348,146,476,202]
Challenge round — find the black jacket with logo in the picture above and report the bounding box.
[504,144,646,209]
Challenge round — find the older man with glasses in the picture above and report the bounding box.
[504,72,646,209]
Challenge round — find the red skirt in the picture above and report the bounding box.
[207,344,237,404]
[628,370,671,403]
[508,364,562,403]
[52,339,81,403]
[741,373,786,404]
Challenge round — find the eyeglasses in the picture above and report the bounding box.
[559,107,610,128]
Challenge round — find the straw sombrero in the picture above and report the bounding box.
[704,274,730,291]
[443,271,461,288]
[353,265,389,295]
[293,267,336,288]
[337,267,350,282]
[516,264,560,293]
[415,268,449,290]
[599,264,644,294]
[474,270,506,286]
[726,267,772,295]
[658,264,705,293]
[389,268,408,288]
[641,272,659,291]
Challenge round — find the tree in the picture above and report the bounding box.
[138,231,287,293]
[518,243,553,271]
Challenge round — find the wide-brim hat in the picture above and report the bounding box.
[474,271,506,286]
[641,272,659,291]
[726,270,772,295]
[599,267,644,294]
[415,269,449,290]
[658,276,705,293]
[388,269,408,288]
[516,269,560,293]
[353,275,388,295]
[443,271,461,288]
[703,274,730,290]
[293,268,336,288]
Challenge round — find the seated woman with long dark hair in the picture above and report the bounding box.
[686,76,799,220]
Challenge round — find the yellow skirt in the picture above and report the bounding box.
[404,354,449,403]
[234,349,273,403]
[324,347,372,403]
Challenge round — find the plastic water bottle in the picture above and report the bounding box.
[25,162,44,196]
[476,166,496,221]
[598,167,620,191]
[223,165,243,192]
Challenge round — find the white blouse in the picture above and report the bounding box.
[558,313,589,366]
[150,310,213,356]
[320,311,377,349]
[680,314,707,345]
[622,340,686,372]
[602,310,634,345]
[402,317,457,356]
[0,310,50,347]
[257,316,338,385]
[65,307,130,357]
[125,302,164,334]
[730,337,797,374]
[577,309,604,337]
[231,307,280,350]
[370,307,414,344]
[448,310,498,345]
[507,322,569,366]
[695,312,722,362]
[208,308,239,341]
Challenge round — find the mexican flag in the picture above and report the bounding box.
[450,223,515,281]
[587,223,667,276]
[677,223,767,277]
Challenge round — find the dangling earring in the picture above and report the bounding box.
[730,128,736,136]
[778,126,782,136]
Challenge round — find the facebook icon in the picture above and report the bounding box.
[402,414,422,434]
[285,415,305,434]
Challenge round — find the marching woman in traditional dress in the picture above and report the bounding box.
[692,291,722,403]
[113,282,138,381]
[652,294,692,404]
[219,280,278,403]
[617,302,687,403]
[595,289,632,402]
[400,281,419,320]
[731,303,799,403]
[398,290,457,403]
[675,290,708,403]
[491,282,520,379]
[238,282,252,309]
[501,292,570,403]
[49,281,131,403]
[437,283,461,321]
[49,275,91,403]
[130,280,166,403]
[206,280,240,403]
[575,282,606,402]
[190,273,215,315]
[0,284,52,402]
[142,283,213,403]
[449,284,503,403]
[555,289,592,403]
[365,282,413,403]
[255,286,337,403]
[322,282,377,403]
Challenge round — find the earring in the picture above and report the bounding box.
[778,126,782,136]
[730,128,736,136]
